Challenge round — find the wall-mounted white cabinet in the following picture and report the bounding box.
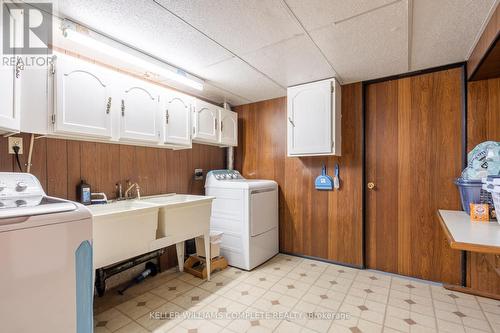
[17,52,237,150]
[287,78,341,156]
[53,54,113,139]
[119,79,161,143]
[192,99,219,144]
[0,9,20,134]
[163,91,192,147]
[0,60,21,134]
[219,108,238,146]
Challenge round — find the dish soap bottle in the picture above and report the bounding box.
[77,180,91,205]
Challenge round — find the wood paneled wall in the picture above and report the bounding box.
[467,77,500,294]
[0,135,226,268]
[234,83,363,267]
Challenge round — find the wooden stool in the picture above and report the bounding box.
[183,255,228,279]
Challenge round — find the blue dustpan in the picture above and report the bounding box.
[315,165,334,191]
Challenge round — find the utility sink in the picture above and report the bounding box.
[141,194,214,207]
[89,200,159,269]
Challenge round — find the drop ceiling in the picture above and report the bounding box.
[54,0,498,106]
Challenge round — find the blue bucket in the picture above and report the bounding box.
[454,178,483,215]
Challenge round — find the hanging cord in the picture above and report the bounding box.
[26,133,35,173]
[12,145,23,172]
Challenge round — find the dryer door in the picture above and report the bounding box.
[250,188,278,236]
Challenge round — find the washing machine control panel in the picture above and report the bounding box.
[0,173,45,199]
[209,170,244,180]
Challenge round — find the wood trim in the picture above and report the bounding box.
[444,284,500,301]
[468,3,500,80]
[437,211,500,255]
[363,62,465,85]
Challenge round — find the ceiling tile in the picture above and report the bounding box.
[309,0,408,83]
[155,0,303,54]
[198,57,286,102]
[57,0,233,72]
[411,0,497,71]
[241,34,336,87]
[285,0,397,31]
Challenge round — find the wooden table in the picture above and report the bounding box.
[438,210,500,299]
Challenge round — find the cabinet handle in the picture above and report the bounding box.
[121,99,125,116]
[15,58,25,79]
[288,117,295,127]
[221,121,223,132]
[166,109,169,124]
[106,97,112,114]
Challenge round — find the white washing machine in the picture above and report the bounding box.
[205,170,278,270]
[0,172,93,333]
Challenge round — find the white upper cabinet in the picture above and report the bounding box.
[219,108,238,147]
[287,78,341,156]
[0,10,20,134]
[163,91,192,146]
[119,79,161,143]
[53,53,113,139]
[192,99,219,144]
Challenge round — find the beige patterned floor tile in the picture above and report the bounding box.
[242,271,281,289]
[177,271,206,286]
[225,307,280,332]
[149,278,194,301]
[481,302,500,315]
[114,321,149,333]
[290,300,338,332]
[287,268,323,284]
[315,274,353,293]
[302,286,345,311]
[197,274,236,295]
[115,292,166,320]
[135,301,185,332]
[94,307,132,332]
[222,282,267,306]
[347,285,389,304]
[274,319,318,333]
[171,287,214,311]
[270,277,311,299]
[175,318,225,333]
[437,318,467,333]
[252,290,299,312]
[198,295,248,327]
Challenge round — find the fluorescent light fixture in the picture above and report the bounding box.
[62,25,204,91]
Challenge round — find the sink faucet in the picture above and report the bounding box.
[124,181,141,200]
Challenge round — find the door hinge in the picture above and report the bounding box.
[166,109,169,124]
[215,121,218,131]
[220,121,223,132]
[121,99,125,116]
[193,126,195,135]
[51,114,56,124]
[331,82,334,93]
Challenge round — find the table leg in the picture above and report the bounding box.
[176,242,185,272]
[204,232,211,281]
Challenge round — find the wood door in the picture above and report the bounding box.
[365,68,464,284]
[219,109,238,147]
[120,80,160,143]
[164,92,192,146]
[193,100,219,144]
[54,54,112,138]
[287,80,332,156]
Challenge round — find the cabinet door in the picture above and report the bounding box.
[120,80,160,143]
[0,9,20,133]
[193,100,219,144]
[164,91,192,146]
[219,109,238,146]
[287,80,332,155]
[54,54,112,138]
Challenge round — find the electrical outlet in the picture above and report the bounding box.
[194,168,203,180]
[8,137,23,154]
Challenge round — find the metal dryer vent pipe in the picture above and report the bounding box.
[223,102,234,170]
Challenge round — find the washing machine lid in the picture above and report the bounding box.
[205,170,277,189]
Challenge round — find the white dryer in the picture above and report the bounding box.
[205,170,278,270]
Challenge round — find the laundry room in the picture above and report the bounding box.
[0,1,499,333]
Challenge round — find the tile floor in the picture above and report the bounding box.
[93,254,500,333]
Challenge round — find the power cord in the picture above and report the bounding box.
[12,145,23,172]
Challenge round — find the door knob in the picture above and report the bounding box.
[367,182,375,190]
